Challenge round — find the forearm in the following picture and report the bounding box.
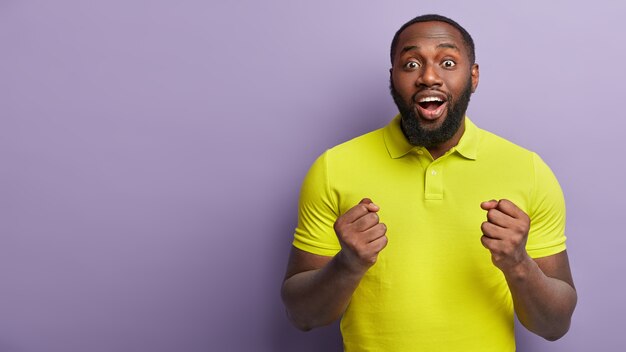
[505,257,577,341]
[281,253,365,331]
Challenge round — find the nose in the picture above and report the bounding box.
[417,63,442,88]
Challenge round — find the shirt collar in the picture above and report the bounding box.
[383,114,479,160]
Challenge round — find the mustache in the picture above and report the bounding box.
[411,89,451,104]
[388,77,473,148]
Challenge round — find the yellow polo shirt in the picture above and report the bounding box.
[293,115,567,352]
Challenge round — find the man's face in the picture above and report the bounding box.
[390,21,479,148]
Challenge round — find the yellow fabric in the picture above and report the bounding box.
[293,115,567,352]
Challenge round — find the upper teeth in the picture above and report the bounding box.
[419,96,443,103]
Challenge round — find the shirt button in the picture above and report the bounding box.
[431,170,437,175]
[416,150,423,155]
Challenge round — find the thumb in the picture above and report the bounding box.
[359,198,380,212]
[480,199,499,210]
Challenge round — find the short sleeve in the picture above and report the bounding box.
[292,152,342,256]
[525,153,567,258]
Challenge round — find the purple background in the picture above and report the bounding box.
[1,1,624,351]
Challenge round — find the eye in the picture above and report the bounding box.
[442,60,456,68]
[404,61,420,70]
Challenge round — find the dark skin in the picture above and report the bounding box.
[281,199,386,330]
[282,21,576,340]
[390,21,479,159]
[480,199,576,340]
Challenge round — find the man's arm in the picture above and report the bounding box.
[480,199,577,341]
[281,199,387,331]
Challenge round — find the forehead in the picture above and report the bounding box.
[395,21,467,56]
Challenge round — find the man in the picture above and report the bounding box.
[281,14,576,351]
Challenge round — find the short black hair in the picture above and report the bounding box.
[390,14,475,65]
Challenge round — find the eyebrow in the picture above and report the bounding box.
[400,42,460,54]
[400,45,419,54]
[437,42,460,51]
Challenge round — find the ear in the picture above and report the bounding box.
[471,63,480,93]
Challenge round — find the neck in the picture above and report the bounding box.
[426,120,466,159]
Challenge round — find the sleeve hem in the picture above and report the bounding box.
[527,237,567,259]
[292,237,340,257]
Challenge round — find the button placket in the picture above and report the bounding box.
[425,163,443,200]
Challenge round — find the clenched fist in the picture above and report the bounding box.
[480,199,531,274]
[334,198,388,275]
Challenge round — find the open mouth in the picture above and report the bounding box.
[418,97,444,110]
[416,96,447,120]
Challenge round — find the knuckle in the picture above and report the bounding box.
[500,199,511,208]
[514,223,527,234]
[371,224,386,238]
[334,217,346,230]
[334,225,347,237]
[342,233,358,246]
[480,235,488,245]
[380,235,389,248]
[351,236,363,248]
[350,242,363,255]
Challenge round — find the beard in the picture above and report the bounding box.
[390,78,473,148]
